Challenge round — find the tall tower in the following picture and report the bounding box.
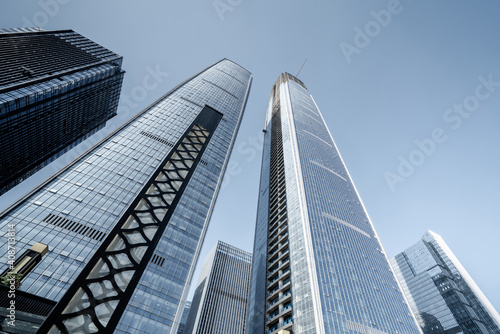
[0,59,251,334]
[183,241,252,334]
[246,73,421,334]
[391,231,500,334]
[0,28,124,195]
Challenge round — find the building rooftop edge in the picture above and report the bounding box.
[220,58,252,75]
[215,240,253,258]
[274,72,307,90]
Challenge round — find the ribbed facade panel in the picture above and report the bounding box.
[184,241,252,334]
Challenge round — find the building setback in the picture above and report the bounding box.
[246,73,421,334]
[391,231,500,334]
[0,59,251,334]
[0,28,124,195]
[183,241,252,334]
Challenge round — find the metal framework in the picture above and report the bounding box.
[38,105,222,333]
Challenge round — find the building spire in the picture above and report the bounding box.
[296,58,307,77]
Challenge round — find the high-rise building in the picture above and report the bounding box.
[391,231,500,334]
[0,28,124,195]
[246,73,421,334]
[177,301,191,334]
[0,59,251,334]
[183,241,252,334]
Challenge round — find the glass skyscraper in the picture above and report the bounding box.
[0,28,124,195]
[183,241,252,334]
[391,231,500,334]
[176,301,191,334]
[246,73,421,334]
[0,59,251,333]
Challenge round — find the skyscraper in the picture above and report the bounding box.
[0,59,251,334]
[0,28,124,195]
[177,301,191,334]
[391,231,500,334]
[183,241,252,334]
[246,73,421,334]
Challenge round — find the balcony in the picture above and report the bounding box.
[269,248,284,265]
[268,284,280,296]
[266,301,293,325]
[267,275,291,301]
[281,277,291,287]
[267,270,292,296]
[268,273,280,285]
[268,234,288,259]
[267,263,290,286]
[269,213,287,232]
[268,252,290,276]
[268,253,279,266]
[268,316,293,334]
[268,264,279,275]
[269,246,289,265]
[268,239,288,256]
[269,296,279,307]
[268,322,279,334]
[268,256,289,277]
[269,309,280,321]
[268,217,288,237]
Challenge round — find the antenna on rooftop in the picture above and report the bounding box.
[296,58,307,77]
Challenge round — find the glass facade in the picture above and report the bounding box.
[0,59,251,333]
[0,28,124,195]
[391,231,500,334]
[176,301,191,334]
[247,73,421,334]
[183,241,252,334]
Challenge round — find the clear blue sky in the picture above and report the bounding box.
[1,0,499,311]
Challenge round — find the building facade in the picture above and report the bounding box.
[0,28,124,195]
[177,301,191,334]
[246,73,421,334]
[0,59,251,333]
[183,241,252,334]
[391,231,500,334]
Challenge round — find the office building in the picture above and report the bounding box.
[184,241,251,334]
[0,28,124,195]
[391,231,500,334]
[0,59,251,334]
[246,73,421,334]
[177,301,191,334]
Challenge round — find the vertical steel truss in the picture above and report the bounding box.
[39,106,222,333]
